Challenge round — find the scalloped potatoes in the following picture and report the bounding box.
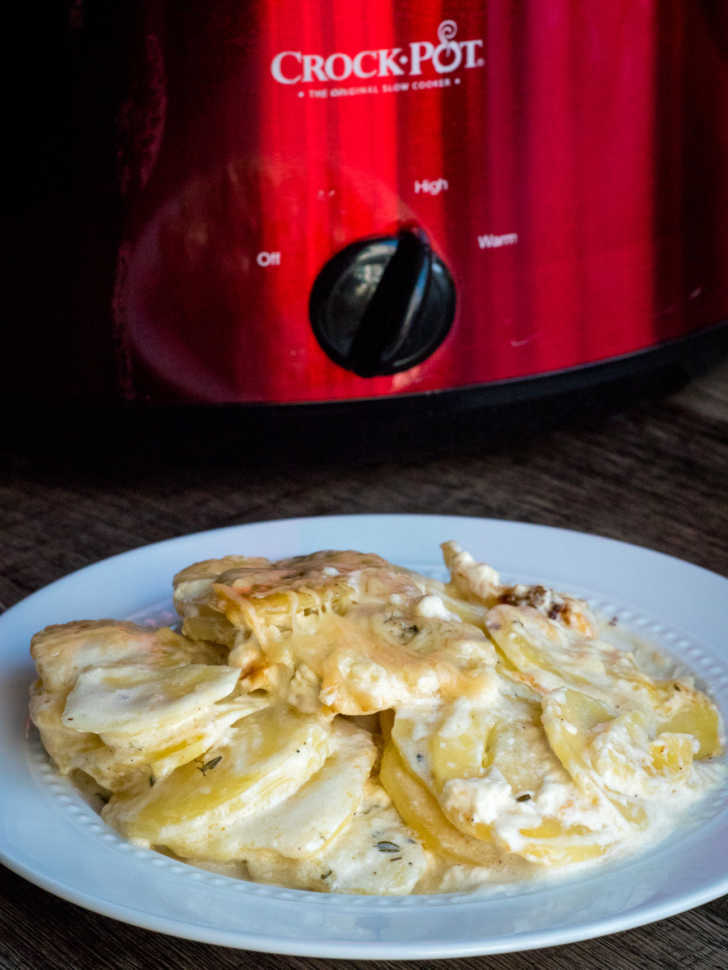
[28,543,725,894]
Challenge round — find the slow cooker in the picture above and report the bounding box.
[18,0,728,414]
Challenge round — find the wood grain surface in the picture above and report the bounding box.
[2,359,727,968]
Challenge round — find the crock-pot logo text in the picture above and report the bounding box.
[271,21,484,85]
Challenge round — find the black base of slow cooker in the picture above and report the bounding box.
[7,319,728,466]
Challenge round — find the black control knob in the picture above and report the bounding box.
[309,228,455,377]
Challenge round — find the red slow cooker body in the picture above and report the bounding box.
[112,0,728,404]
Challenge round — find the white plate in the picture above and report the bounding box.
[1,515,727,958]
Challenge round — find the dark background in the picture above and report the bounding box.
[2,1,727,966]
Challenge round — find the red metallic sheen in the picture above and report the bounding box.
[113,0,728,403]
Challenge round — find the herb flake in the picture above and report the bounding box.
[198,755,223,775]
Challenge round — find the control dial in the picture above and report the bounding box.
[309,228,455,377]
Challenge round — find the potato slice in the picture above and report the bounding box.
[392,698,614,866]
[32,675,266,789]
[174,720,376,861]
[244,782,428,894]
[649,733,697,775]
[379,708,395,741]
[62,663,241,735]
[392,702,500,842]
[30,622,223,693]
[587,711,654,797]
[488,607,723,766]
[103,706,332,848]
[29,681,108,776]
[650,731,698,777]
[390,705,447,791]
[543,681,722,823]
[379,741,500,867]
[541,688,647,828]
[483,716,624,864]
[486,605,654,703]
[135,693,269,782]
[28,622,244,789]
[179,612,238,649]
[653,682,722,759]
[429,705,495,788]
[173,555,271,609]
[30,667,268,791]
[440,710,612,864]
[508,819,609,865]
[391,697,532,797]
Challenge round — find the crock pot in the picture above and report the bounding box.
[25,1,728,412]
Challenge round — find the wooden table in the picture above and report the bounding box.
[2,360,727,969]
